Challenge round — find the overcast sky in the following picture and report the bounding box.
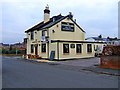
[1,0,119,44]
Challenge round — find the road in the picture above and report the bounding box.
[2,56,119,88]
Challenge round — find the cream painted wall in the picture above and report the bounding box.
[26,32,31,55]
[26,30,41,55]
[49,18,85,41]
[40,43,48,58]
[58,42,94,60]
[49,43,57,59]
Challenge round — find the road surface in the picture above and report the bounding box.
[2,56,119,88]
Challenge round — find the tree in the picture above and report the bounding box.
[107,36,110,39]
[9,45,13,51]
[98,35,102,38]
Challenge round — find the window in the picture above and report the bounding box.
[63,44,69,53]
[94,45,96,51]
[31,31,34,40]
[76,44,82,53]
[87,44,92,53]
[41,31,46,41]
[41,44,46,53]
[61,22,74,32]
[31,44,34,53]
[42,31,45,36]
[95,45,98,51]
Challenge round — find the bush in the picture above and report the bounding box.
[1,48,22,54]
[2,49,6,54]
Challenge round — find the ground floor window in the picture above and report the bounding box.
[76,44,82,53]
[63,44,69,53]
[87,44,92,53]
[94,45,96,51]
[41,43,46,53]
[31,44,34,53]
[94,45,98,51]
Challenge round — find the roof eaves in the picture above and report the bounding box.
[70,18,85,33]
[25,15,86,33]
[25,21,44,33]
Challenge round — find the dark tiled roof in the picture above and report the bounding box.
[25,14,85,33]
[25,14,64,33]
[1,43,10,46]
[108,38,119,41]
[41,15,66,29]
[86,37,120,41]
[93,37,107,41]
[86,37,109,41]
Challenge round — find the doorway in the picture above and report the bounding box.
[35,45,38,55]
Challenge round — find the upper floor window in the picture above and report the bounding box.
[31,31,34,40]
[61,22,74,32]
[41,31,46,41]
[63,44,69,53]
[87,44,92,53]
[42,31,45,36]
[76,44,82,53]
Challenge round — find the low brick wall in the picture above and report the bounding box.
[100,56,120,69]
[100,45,120,70]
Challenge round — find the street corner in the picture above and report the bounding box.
[36,59,60,64]
[36,59,51,63]
[22,58,60,65]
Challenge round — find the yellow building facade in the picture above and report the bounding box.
[25,6,97,60]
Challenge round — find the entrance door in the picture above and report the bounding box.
[35,45,38,55]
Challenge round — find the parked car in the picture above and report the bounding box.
[95,45,104,57]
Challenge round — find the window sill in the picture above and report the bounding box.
[76,53,82,54]
[41,52,46,53]
[63,53,69,55]
[87,52,92,54]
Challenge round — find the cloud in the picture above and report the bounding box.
[1,0,119,43]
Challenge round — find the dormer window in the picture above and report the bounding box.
[53,17,55,22]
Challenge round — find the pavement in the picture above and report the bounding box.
[24,57,120,76]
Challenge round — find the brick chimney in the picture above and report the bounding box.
[44,4,50,23]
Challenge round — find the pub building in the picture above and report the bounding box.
[25,5,103,60]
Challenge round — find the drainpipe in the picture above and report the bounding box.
[47,28,50,59]
[57,41,59,60]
